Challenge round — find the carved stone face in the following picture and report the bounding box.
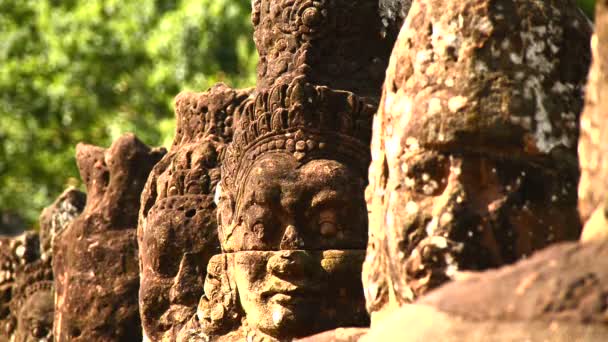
[231,250,367,339]
[217,154,369,338]
[221,155,368,252]
[368,148,582,306]
[14,291,53,342]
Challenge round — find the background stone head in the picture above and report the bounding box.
[53,133,164,342]
[38,188,86,262]
[0,233,39,342]
[9,259,53,342]
[138,83,250,342]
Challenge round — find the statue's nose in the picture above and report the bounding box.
[279,224,304,250]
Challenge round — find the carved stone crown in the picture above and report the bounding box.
[220,76,377,197]
[9,259,53,313]
[171,83,251,148]
[253,0,395,97]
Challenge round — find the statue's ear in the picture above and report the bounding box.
[215,182,235,243]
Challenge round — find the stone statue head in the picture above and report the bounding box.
[10,260,54,342]
[192,76,375,340]
[138,84,250,341]
[53,134,165,342]
[176,1,396,339]
[0,233,40,341]
[363,0,592,319]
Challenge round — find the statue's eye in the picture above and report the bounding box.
[404,154,449,197]
[32,325,48,338]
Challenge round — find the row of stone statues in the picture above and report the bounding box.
[0,0,606,341]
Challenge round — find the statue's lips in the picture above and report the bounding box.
[261,285,321,304]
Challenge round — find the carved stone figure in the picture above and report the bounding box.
[53,134,165,342]
[9,260,54,342]
[0,187,84,342]
[363,0,592,320]
[0,233,40,342]
[177,1,397,340]
[138,84,250,341]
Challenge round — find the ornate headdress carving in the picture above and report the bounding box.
[220,0,397,200]
[252,0,396,96]
[9,259,53,316]
[142,84,251,209]
[220,77,377,198]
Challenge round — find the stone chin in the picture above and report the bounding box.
[228,250,368,339]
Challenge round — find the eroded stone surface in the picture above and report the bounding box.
[252,0,396,97]
[363,0,591,319]
[364,239,608,341]
[579,0,608,242]
[296,327,369,342]
[138,84,250,342]
[53,134,164,342]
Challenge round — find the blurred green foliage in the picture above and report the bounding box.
[0,0,599,229]
[578,0,596,18]
[0,0,256,228]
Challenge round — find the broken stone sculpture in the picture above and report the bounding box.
[9,259,54,342]
[363,0,592,320]
[177,0,397,340]
[0,233,40,342]
[53,134,165,342]
[38,187,86,262]
[579,0,608,242]
[0,187,84,342]
[138,84,250,342]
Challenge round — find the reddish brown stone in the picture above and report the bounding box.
[9,259,54,342]
[296,328,369,342]
[53,134,164,342]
